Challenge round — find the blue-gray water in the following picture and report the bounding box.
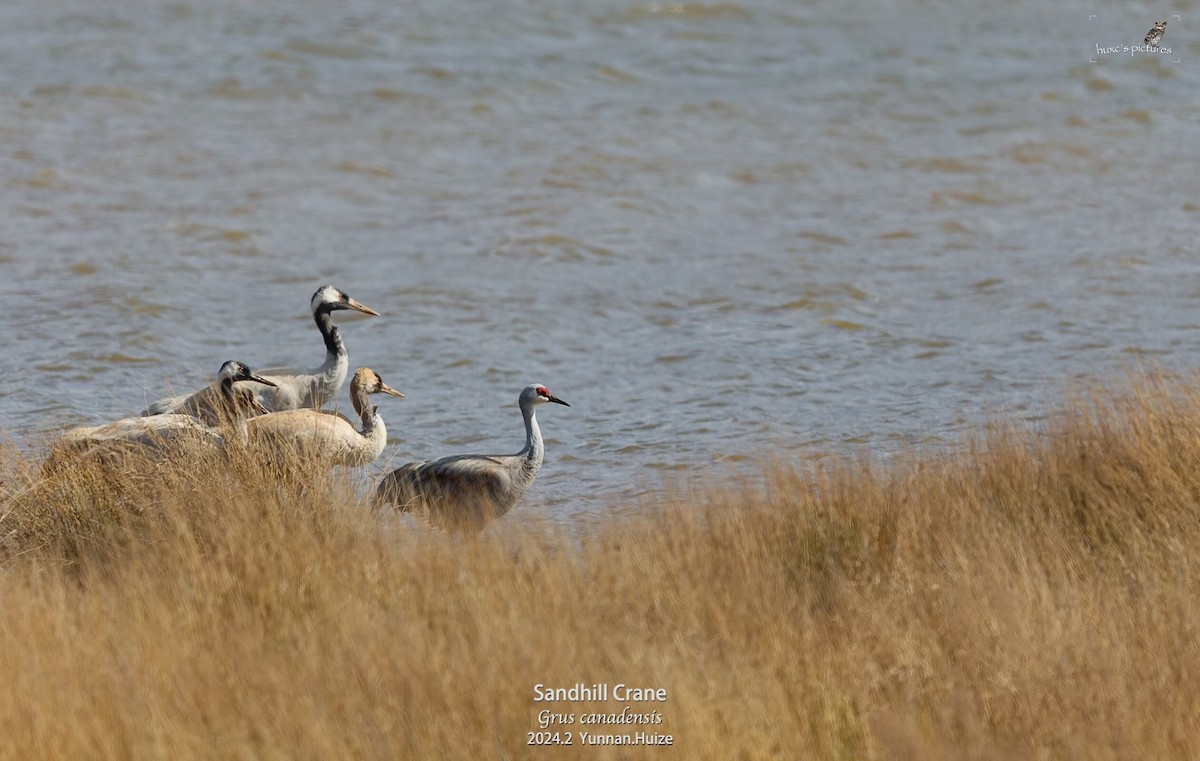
[2,1,1198,528]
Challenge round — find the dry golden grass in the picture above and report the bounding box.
[2,375,1200,759]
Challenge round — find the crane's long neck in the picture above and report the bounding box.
[217,376,252,443]
[314,306,346,367]
[519,402,544,478]
[350,378,376,436]
[218,376,235,406]
[348,378,387,462]
[306,305,350,407]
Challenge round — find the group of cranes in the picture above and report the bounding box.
[141,285,381,417]
[55,285,571,531]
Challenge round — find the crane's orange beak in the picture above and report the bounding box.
[343,296,381,317]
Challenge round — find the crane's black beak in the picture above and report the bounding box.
[548,395,570,407]
[244,371,277,388]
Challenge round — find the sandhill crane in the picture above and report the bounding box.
[143,285,379,416]
[57,361,276,454]
[246,367,404,469]
[374,383,569,531]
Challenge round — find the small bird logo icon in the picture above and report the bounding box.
[1144,21,1167,48]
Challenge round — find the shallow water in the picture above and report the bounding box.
[2,1,1198,527]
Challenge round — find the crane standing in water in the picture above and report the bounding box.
[374,383,569,532]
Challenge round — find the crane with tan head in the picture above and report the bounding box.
[373,383,570,531]
[246,367,404,469]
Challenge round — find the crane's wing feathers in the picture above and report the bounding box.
[319,408,356,426]
[251,365,305,378]
[245,408,383,468]
[416,455,510,496]
[145,373,320,416]
[248,409,354,441]
[378,455,511,513]
[141,393,190,416]
[59,414,225,454]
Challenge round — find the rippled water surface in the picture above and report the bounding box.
[3,1,1199,526]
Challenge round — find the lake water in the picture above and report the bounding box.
[2,1,1198,528]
